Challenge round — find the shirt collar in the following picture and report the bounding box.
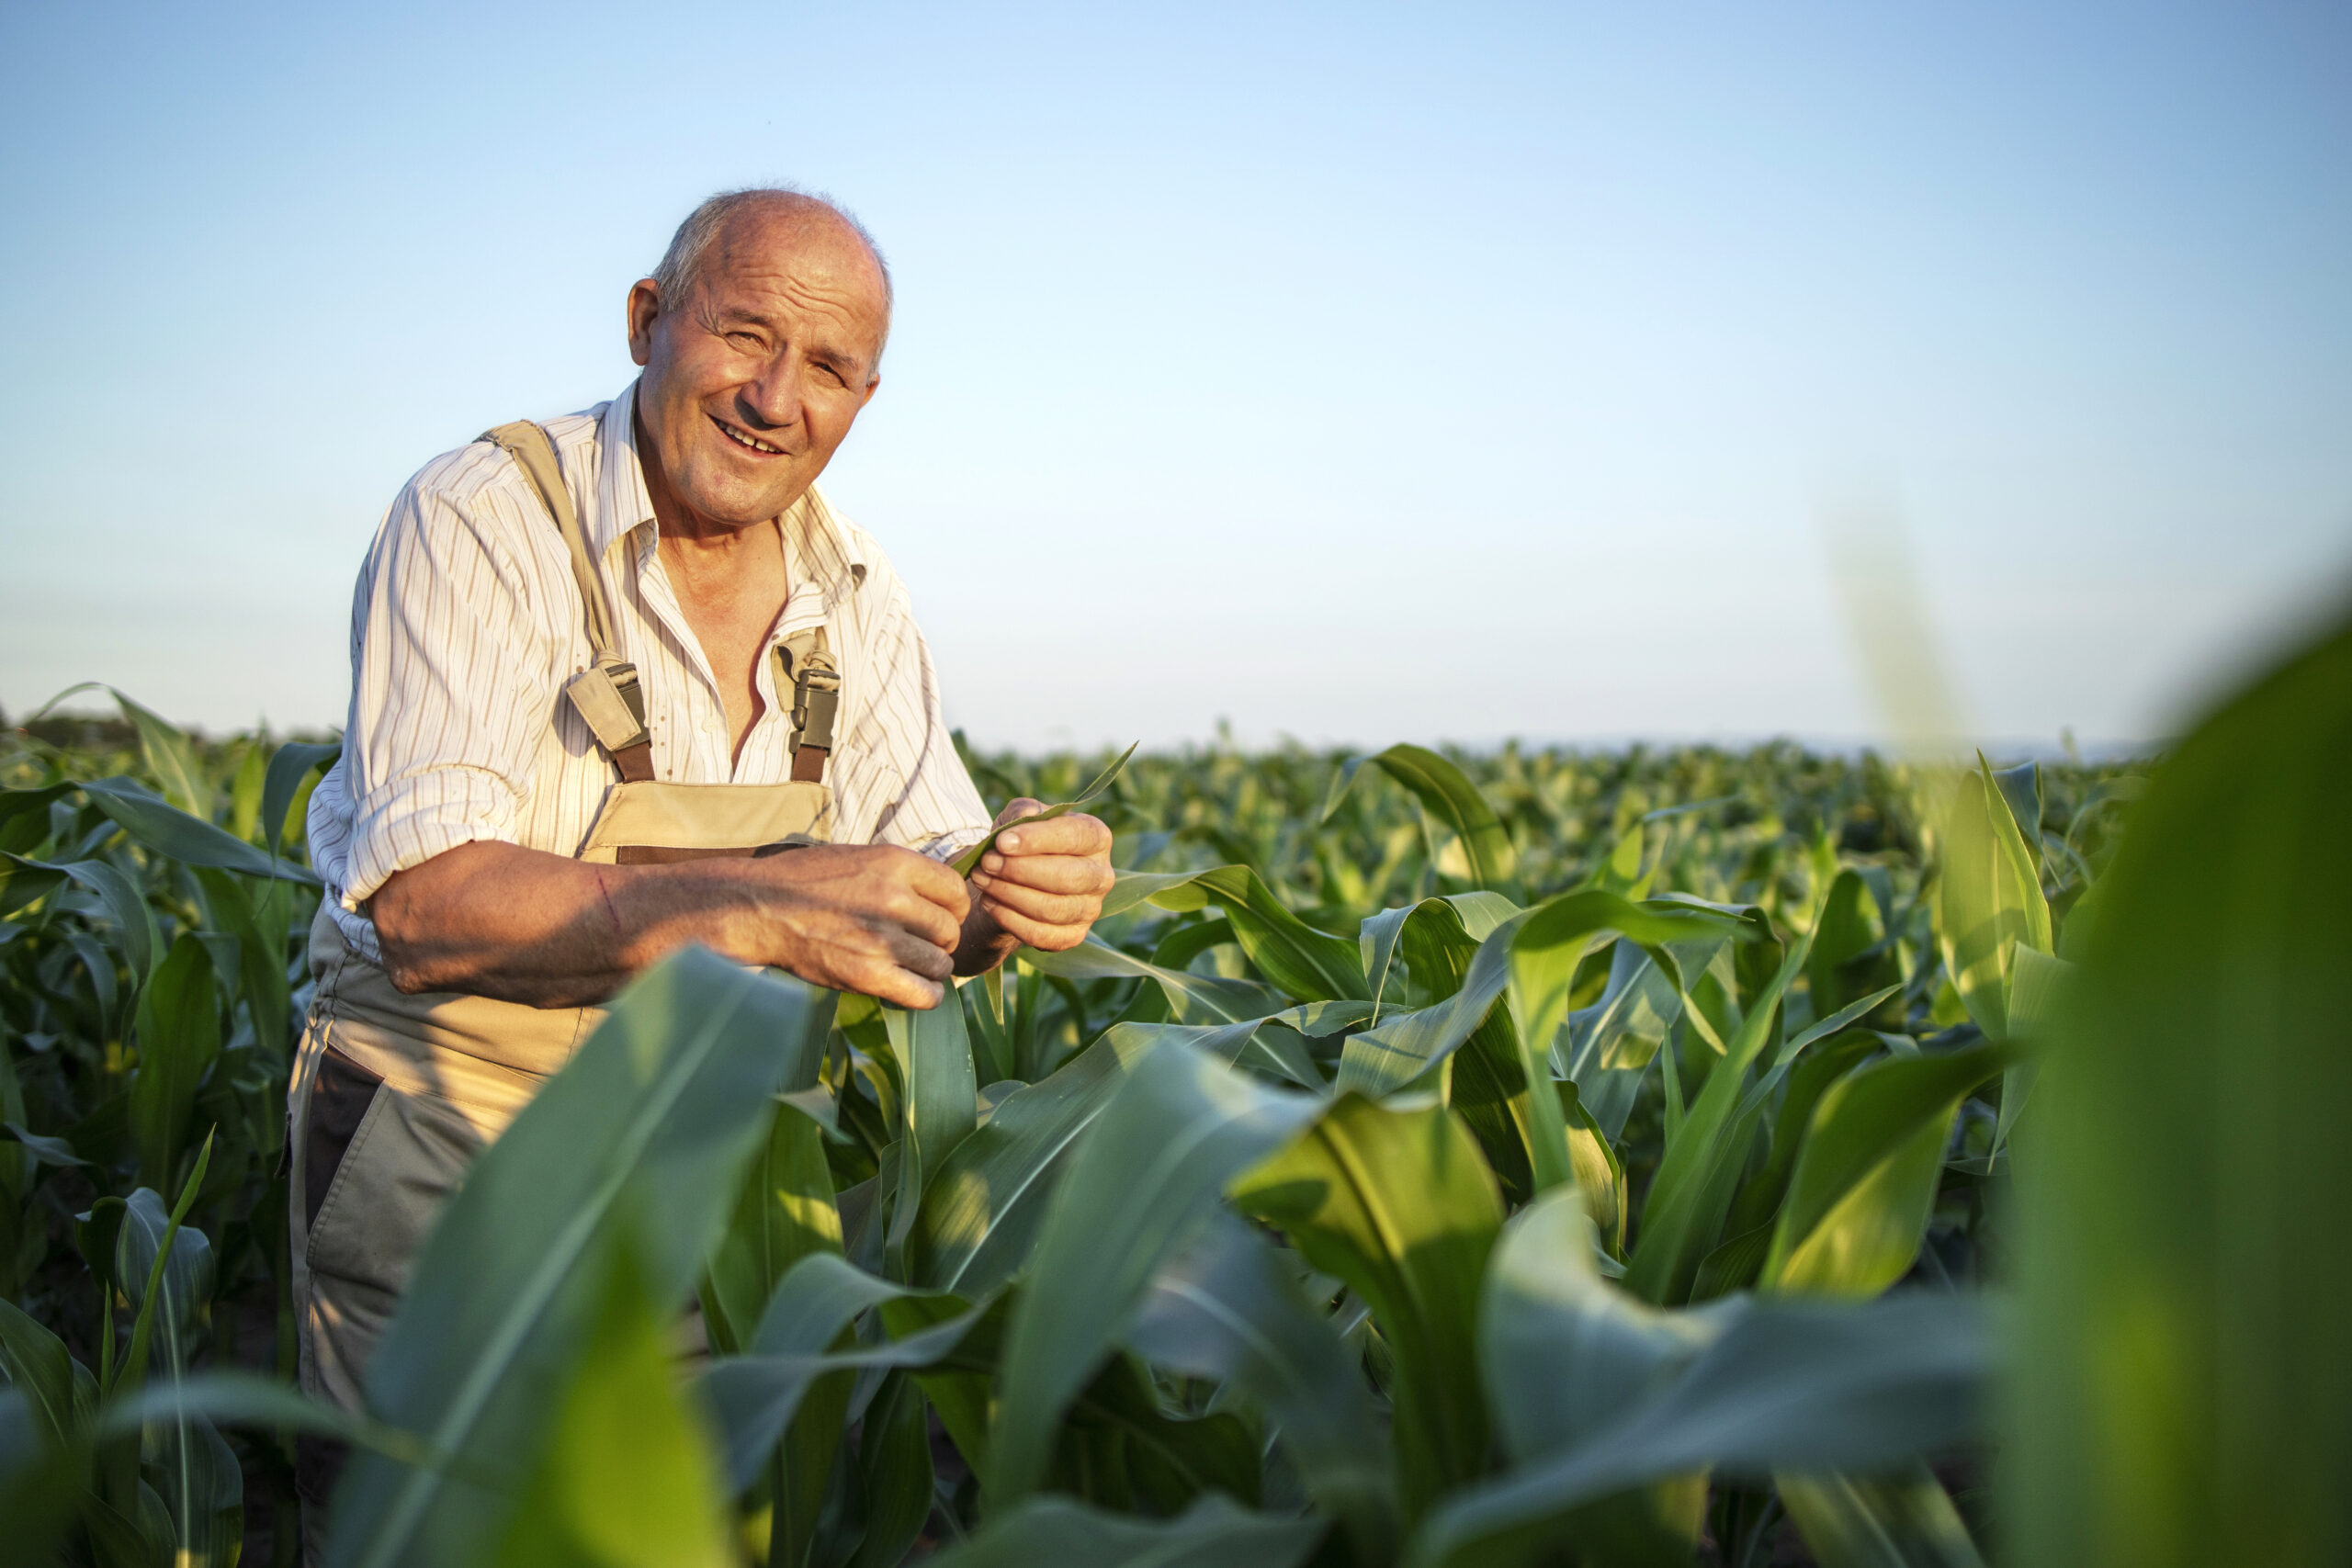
[592,383,658,561]
[595,378,868,604]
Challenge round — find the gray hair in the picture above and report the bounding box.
[649,186,894,371]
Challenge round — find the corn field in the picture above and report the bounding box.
[1,608,2346,1568]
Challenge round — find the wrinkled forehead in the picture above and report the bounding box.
[697,209,890,344]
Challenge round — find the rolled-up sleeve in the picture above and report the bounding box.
[337,479,555,909]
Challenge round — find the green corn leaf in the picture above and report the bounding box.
[326,952,823,1568]
[2011,613,2352,1568]
[1049,1348,1264,1514]
[96,1371,432,1467]
[1368,744,1521,896]
[1317,755,1369,826]
[1989,761,2042,866]
[261,740,341,854]
[1933,758,2051,1041]
[80,776,316,884]
[226,740,266,842]
[4,1122,93,1170]
[989,1036,1317,1505]
[74,1197,126,1389]
[1356,894,1518,1021]
[925,1492,1325,1568]
[699,1254,989,1490]
[1576,818,1652,897]
[1478,1190,1728,1564]
[1102,863,1367,1002]
[1778,1469,1985,1568]
[699,1093,843,1360]
[1024,936,1288,1024]
[1230,1094,1504,1524]
[113,1142,231,1563]
[0,1382,90,1568]
[1625,913,1815,1306]
[1561,1081,1629,1257]
[4,852,158,982]
[883,997,980,1280]
[1989,945,2072,1163]
[881,1293,1003,1486]
[1563,940,1689,1081]
[0,1296,92,1456]
[1808,870,1899,1023]
[1761,1041,2015,1297]
[910,1019,1292,1296]
[30,687,209,820]
[1125,1212,1395,1560]
[952,742,1136,877]
[114,1139,215,1396]
[1562,940,1707,1145]
[190,865,292,1063]
[1340,895,1737,1102]
[845,1372,934,1568]
[1411,1253,1990,1568]
[128,933,221,1193]
[1684,989,1908,1280]
[491,1233,735,1568]
[1510,891,1737,1196]
[1386,895,1553,1199]
[1717,1033,1884,1253]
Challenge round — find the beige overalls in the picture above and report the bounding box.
[286,421,842,1529]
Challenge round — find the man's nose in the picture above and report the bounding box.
[741,355,804,431]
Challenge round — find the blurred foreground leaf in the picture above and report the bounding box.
[2013,612,2352,1568]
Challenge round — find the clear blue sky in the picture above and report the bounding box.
[4,1,2346,751]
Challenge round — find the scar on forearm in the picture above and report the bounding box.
[593,867,622,939]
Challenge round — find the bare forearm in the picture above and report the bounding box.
[370,841,770,1006]
[371,838,973,1010]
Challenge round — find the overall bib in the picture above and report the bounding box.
[286,421,840,1528]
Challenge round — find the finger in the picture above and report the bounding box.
[992,797,1047,829]
[883,923,956,984]
[885,882,967,949]
[979,901,1091,953]
[881,902,960,954]
[974,853,1117,897]
[865,965,947,1010]
[888,847,972,920]
[995,811,1112,859]
[973,879,1098,928]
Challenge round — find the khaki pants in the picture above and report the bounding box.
[287,907,600,1559]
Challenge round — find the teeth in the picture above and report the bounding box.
[720,422,782,455]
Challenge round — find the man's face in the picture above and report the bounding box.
[628,209,887,531]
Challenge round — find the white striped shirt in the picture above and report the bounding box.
[308,382,992,964]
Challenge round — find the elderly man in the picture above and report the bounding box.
[288,186,1113,1531]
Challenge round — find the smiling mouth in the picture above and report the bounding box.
[711,416,786,457]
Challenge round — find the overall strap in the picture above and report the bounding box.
[776,627,841,784]
[480,421,657,784]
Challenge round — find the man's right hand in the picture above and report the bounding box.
[748,844,971,1009]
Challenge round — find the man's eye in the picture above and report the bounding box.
[729,331,763,349]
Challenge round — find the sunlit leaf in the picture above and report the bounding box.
[1232,1095,1503,1523]
[990,1037,1316,1504]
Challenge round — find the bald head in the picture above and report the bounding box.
[650,186,893,375]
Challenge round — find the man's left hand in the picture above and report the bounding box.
[963,797,1115,961]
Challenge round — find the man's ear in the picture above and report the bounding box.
[858,373,882,411]
[626,279,661,367]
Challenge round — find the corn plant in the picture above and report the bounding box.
[0,672,2234,1568]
